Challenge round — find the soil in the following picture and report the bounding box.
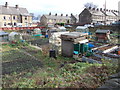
[27,38,49,46]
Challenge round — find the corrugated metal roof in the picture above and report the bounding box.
[44,15,71,20]
[96,30,110,33]
[0,5,30,16]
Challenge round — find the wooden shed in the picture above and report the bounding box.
[95,30,110,42]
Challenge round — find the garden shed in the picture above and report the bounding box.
[95,29,111,42]
[9,32,22,42]
[76,26,89,33]
[57,26,66,31]
[0,31,9,42]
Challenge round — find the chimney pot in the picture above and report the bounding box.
[15,5,18,9]
[5,2,8,7]
[100,8,102,11]
[92,8,95,10]
[89,7,91,10]
[55,13,57,16]
[96,8,99,11]
[49,12,51,15]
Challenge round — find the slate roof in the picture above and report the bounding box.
[89,9,105,16]
[0,5,30,16]
[87,8,117,16]
[104,11,116,16]
[43,15,71,20]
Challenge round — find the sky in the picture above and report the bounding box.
[0,0,120,16]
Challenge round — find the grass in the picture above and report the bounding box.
[2,41,119,88]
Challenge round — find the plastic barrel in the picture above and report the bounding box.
[84,44,89,52]
[49,50,56,58]
[80,43,84,54]
[74,44,80,53]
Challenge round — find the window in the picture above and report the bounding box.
[14,22,16,26]
[9,17,11,20]
[13,16,16,20]
[3,16,6,20]
[25,16,27,20]
[4,22,6,26]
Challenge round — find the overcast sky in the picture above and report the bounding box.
[0,0,120,16]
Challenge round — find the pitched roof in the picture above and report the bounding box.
[104,11,116,16]
[43,15,71,20]
[86,8,117,16]
[89,9,105,16]
[112,11,119,16]
[0,5,30,16]
[71,14,79,20]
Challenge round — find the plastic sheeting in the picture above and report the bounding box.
[9,32,22,41]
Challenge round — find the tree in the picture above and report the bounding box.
[84,2,98,8]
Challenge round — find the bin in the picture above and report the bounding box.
[49,50,56,58]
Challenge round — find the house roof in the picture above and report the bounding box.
[71,14,79,20]
[112,11,119,16]
[89,9,105,16]
[43,15,71,20]
[86,8,117,16]
[104,11,116,16]
[0,5,30,16]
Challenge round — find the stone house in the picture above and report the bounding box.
[79,7,119,25]
[40,13,71,26]
[0,2,32,27]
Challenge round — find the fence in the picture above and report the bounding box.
[0,26,45,31]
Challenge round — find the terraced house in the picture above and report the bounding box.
[40,13,71,27]
[0,2,32,27]
[79,7,119,25]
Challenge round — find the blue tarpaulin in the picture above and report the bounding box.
[88,43,94,48]
[73,51,79,54]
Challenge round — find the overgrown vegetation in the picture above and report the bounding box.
[2,40,118,88]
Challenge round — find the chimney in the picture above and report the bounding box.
[88,7,91,10]
[92,8,95,10]
[66,14,68,17]
[55,13,57,16]
[96,8,99,11]
[100,8,102,11]
[61,14,63,16]
[15,5,19,9]
[49,12,51,15]
[5,2,8,7]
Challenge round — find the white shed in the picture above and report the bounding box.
[76,26,89,32]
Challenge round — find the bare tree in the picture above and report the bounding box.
[84,2,98,8]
